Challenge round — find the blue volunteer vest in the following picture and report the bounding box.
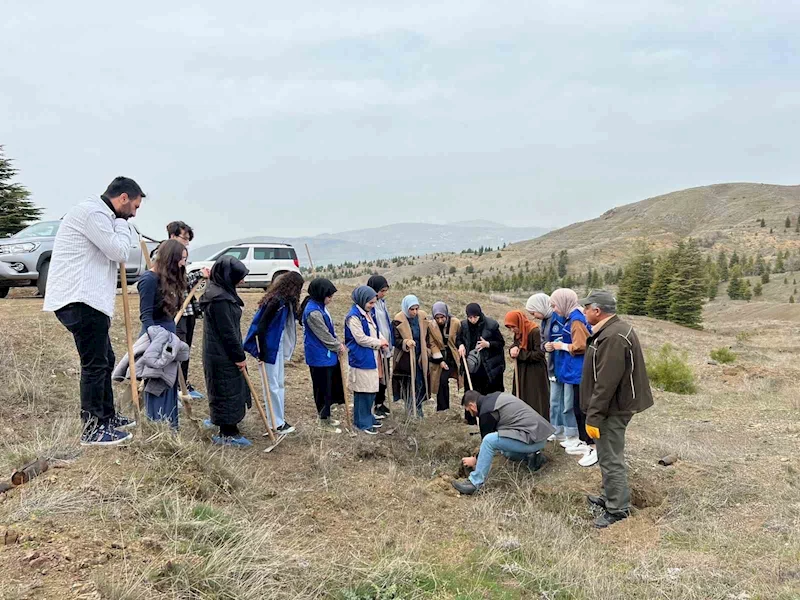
[302,299,338,368]
[553,308,590,385]
[243,300,289,365]
[344,305,377,370]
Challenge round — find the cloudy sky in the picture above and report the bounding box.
[2,1,798,246]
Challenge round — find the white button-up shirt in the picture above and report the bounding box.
[43,197,132,318]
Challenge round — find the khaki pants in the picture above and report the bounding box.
[595,414,633,515]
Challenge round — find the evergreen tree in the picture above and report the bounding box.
[762,271,770,284]
[717,250,729,281]
[760,218,766,227]
[755,255,766,275]
[667,240,705,328]
[729,250,740,267]
[0,146,42,237]
[617,243,654,315]
[775,251,786,273]
[791,295,795,304]
[557,250,569,278]
[646,251,677,320]
[787,216,792,229]
[753,281,763,296]
[727,265,745,300]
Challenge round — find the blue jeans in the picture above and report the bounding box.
[549,381,578,438]
[353,392,376,430]
[469,432,547,487]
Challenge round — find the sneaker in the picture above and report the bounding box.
[361,427,379,436]
[188,388,205,400]
[212,435,253,447]
[546,434,557,442]
[110,414,136,430]
[371,421,382,429]
[330,418,341,426]
[276,423,296,434]
[374,413,387,420]
[594,510,630,529]
[560,437,581,449]
[452,479,479,495]
[318,419,342,434]
[202,419,215,430]
[566,442,591,456]
[579,447,599,467]
[80,426,133,447]
[587,495,606,509]
[375,405,390,416]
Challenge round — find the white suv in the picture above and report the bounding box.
[188,243,301,289]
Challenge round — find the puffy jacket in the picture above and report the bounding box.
[553,309,589,385]
[579,315,654,427]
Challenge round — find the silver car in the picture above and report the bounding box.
[0,220,158,298]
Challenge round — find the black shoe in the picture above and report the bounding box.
[276,423,296,434]
[526,451,547,472]
[587,495,607,509]
[594,510,630,529]
[375,405,390,416]
[110,414,137,431]
[452,479,479,495]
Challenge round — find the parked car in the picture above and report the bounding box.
[187,243,301,289]
[0,220,159,298]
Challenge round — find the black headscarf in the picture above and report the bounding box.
[367,274,389,293]
[299,277,337,319]
[466,303,483,318]
[464,302,485,350]
[199,255,248,307]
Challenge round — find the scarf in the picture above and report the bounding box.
[551,288,579,318]
[432,301,449,318]
[525,293,552,319]
[201,255,248,307]
[352,285,377,310]
[504,310,537,351]
[367,274,389,293]
[401,295,420,317]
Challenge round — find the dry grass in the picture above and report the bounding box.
[1,290,799,599]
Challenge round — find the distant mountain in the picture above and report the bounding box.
[190,221,549,267]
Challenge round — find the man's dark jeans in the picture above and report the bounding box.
[55,303,115,426]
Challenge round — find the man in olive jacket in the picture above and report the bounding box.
[579,290,654,528]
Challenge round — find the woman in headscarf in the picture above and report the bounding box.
[242,271,304,435]
[345,286,389,434]
[391,294,430,418]
[526,293,556,382]
[546,288,593,461]
[297,278,345,432]
[504,310,549,419]
[428,301,462,411]
[199,255,252,446]
[367,274,393,417]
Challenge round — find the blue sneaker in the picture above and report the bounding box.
[212,435,253,447]
[203,419,214,429]
[81,425,133,447]
[110,414,137,430]
[188,386,205,400]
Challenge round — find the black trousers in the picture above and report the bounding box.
[175,314,196,383]
[55,303,115,425]
[437,369,452,411]
[309,364,344,419]
[573,386,595,446]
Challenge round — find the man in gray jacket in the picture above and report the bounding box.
[452,390,555,495]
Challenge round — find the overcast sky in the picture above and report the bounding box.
[2,1,799,247]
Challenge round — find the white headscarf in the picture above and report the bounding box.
[401,294,420,318]
[526,293,552,318]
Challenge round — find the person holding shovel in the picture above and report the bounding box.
[367,274,393,417]
[428,302,461,411]
[300,278,346,432]
[344,286,388,434]
[243,271,304,435]
[391,295,430,418]
[44,176,145,446]
[199,255,252,447]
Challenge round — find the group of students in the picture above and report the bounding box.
[126,244,605,456]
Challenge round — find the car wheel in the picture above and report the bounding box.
[0,287,9,299]
[36,260,50,296]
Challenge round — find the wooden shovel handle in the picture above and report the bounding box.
[119,263,140,413]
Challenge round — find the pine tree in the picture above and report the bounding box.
[786,216,792,229]
[755,255,766,275]
[557,250,569,278]
[727,265,745,300]
[790,295,795,304]
[0,146,42,237]
[753,281,763,297]
[667,240,705,328]
[729,250,740,267]
[775,252,786,273]
[760,218,766,227]
[618,243,654,315]
[717,250,729,281]
[646,251,677,320]
[762,271,770,284]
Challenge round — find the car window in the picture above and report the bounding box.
[10,221,61,238]
[254,247,296,260]
[276,248,297,260]
[223,248,250,260]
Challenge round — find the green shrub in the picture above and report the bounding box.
[647,343,697,394]
[710,347,736,364]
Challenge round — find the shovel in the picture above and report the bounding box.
[119,263,140,417]
[338,350,357,437]
[513,358,520,397]
[253,338,284,452]
[243,368,285,453]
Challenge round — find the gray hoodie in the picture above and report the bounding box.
[113,326,190,396]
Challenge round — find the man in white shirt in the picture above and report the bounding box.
[44,176,145,446]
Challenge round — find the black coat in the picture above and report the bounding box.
[456,315,506,384]
[199,257,251,426]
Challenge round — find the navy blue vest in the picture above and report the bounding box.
[244,300,289,365]
[302,299,338,368]
[344,305,377,370]
[553,308,590,385]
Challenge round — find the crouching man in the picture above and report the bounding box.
[452,390,555,495]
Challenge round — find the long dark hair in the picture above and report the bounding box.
[153,239,187,317]
[259,271,305,318]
